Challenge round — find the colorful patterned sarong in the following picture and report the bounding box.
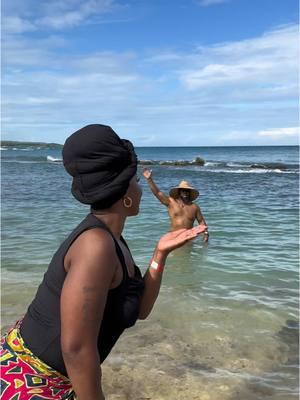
[0,322,75,399]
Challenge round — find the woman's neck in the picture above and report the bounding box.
[91,211,125,238]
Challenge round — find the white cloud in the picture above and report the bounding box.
[37,0,115,29]
[198,0,229,6]
[258,127,299,138]
[2,0,118,33]
[3,16,37,34]
[3,97,62,106]
[1,17,299,145]
[3,35,68,67]
[179,25,298,90]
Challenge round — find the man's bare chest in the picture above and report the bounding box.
[169,204,196,219]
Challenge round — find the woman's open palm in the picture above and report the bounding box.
[157,223,207,253]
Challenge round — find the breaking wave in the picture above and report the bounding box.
[1,154,298,174]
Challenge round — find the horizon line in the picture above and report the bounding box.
[0,140,298,148]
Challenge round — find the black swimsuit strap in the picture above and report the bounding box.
[89,214,129,279]
[112,237,129,279]
[120,235,130,250]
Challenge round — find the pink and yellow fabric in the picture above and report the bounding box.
[0,322,74,399]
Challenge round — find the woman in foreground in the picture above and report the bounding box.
[0,124,207,400]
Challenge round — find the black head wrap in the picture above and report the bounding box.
[62,124,138,209]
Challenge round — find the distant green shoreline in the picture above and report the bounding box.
[0,140,297,149]
[1,141,63,149]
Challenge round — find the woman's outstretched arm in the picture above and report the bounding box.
[139,224,207,319]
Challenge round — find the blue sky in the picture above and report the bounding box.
[2,0,299,146]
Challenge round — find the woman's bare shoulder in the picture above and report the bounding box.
[65,228,116,272]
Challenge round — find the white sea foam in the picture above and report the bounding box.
[227,162,249,167]
[170,165,298,174]
[208,168,298,174]
[204,161,219,167]
[15,161,41,164]
[47,155,62,162]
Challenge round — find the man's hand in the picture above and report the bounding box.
[203,231,209,243]
[143,168,152,180]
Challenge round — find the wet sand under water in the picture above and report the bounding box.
[102,318,299,400]
[1,271,298,400]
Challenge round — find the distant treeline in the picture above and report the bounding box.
[1,141,63,149]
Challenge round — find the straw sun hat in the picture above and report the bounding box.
[169,180,199,201]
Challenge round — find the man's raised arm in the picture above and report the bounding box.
[143,168,170,206]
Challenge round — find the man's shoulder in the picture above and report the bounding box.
[191,202,200,212]
[168,196,177,204]
[187,201,199,208]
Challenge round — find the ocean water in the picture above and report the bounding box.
[1,144,299,400]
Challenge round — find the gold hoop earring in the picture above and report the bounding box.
[123,196,133,208]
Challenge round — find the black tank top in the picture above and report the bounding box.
[20,213,145,376]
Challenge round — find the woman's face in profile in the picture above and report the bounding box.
[126,175,143,215]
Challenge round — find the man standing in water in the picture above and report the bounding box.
[143,168,209,242]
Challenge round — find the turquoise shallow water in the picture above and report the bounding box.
[1,145,299,399]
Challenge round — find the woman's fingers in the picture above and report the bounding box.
[158,225,208,251]
[174,225,207,239]
[192,224,207,234]
[180,225,207,242]
[170,229,187,237]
